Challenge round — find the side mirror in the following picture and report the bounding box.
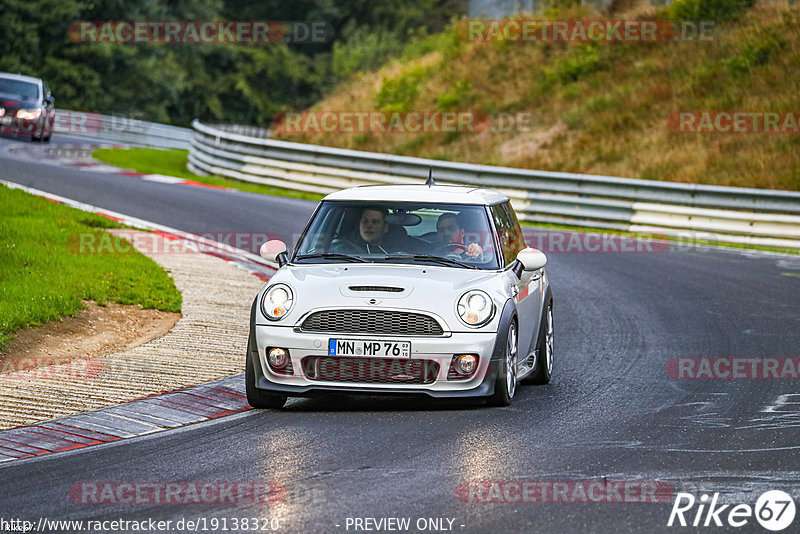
[260,239,288,266]
[516,247,547,271]
[44,95,55,105]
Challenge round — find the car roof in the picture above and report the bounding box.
[323,184,509,205]
[0,73,42,85]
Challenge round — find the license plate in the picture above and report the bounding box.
[329,339,411,358]
[0,116,12,126]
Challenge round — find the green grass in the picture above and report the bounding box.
[92,148,323,201]
[93,148,199,180]
[0,185,182,351]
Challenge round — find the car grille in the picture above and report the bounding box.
[299,310,443,336]
[301,356,439,384]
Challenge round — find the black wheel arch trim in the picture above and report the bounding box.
[490,299,518,363]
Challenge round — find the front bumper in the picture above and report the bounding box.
[0,116,42,136]
[251,325,502,398]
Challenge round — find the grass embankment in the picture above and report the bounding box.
[0,185,182,351]
[274,2,800,191]
[92,148,323,201]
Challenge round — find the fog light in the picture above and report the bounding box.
[268,347,288,368]
[457,354,478,375]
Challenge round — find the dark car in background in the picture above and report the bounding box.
[0,73,55,142]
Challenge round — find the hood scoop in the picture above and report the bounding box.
[338,281,413,299]
[348,285,405,293]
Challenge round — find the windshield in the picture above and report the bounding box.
[293,201,501,270]
[0,78,39,100]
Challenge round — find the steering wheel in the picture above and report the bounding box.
[432,242,466,256]
[330,237,363,254]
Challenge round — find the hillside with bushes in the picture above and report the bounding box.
[274,0,799,190]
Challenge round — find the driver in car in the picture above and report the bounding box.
[435,213,483,259]
[332,207,392,254]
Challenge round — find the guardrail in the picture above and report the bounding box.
[188,120,800,249]
[54,111,192,150]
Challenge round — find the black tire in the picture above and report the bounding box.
[487,320,518,407]
[43,118,53,142]
[525,301,553,385]
[31,120,43,142]
[245,331,287,409]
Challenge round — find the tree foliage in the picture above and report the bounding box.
[0,0,463,126]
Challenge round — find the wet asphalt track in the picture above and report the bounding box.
[1,135,800,533]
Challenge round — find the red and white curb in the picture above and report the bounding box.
[0,375,249,463]
[0,180,282,463]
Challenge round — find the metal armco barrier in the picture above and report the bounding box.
[189,120,800,249]
[53,111,192,150]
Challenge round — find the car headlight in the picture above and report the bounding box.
[457,290,494,327]
[16,109,41,120]
[260,283,294,321]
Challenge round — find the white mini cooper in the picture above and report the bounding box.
[246,183,553,408]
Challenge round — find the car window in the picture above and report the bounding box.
[0,79,40,100]
[490,202,527,267]
[294,200,500,270]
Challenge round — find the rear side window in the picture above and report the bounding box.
[490,202,527,267]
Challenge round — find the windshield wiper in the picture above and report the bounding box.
[383,254,477,269]
[295,253,370,263]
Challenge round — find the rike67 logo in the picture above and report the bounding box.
[668,490,796,531]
